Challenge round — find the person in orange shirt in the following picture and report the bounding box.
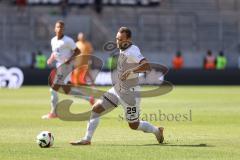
[203,50,216,70]
[71,32,95,105]
[72,32,94,85]
[172,51,184,70]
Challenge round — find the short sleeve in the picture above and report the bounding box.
[68,38,77,50]
[129,46,145,63]
[51,38,55,52]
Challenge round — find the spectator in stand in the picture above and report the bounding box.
[203,50,215,70]
[95,0,103,13]
[16,0,26,16]
[35,50,47,69]
[172,50,184,70]
[16,0,26,7]
[104,55,118,71]
[216,51,227,70]
[60,0,68,17]
[31,51,36,69]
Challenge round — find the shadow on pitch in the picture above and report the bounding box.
[108,143,214,147]
[144,143,214,147]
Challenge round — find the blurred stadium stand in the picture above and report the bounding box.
[0,0,240,68]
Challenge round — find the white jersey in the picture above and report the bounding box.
[51,35,77,67]
[115,44,145,90]
[102,45,145,122]
[118,44,145,80]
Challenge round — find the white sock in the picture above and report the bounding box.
[137,121,159,134]
[83,112,100,141]
[50,89,58,114]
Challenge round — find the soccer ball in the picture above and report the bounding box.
[36,131,54,148]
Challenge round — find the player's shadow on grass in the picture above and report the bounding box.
[109,143,214,147]
[144,143,214,147]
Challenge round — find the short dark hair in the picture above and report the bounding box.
[207,50,212,55]
[56,20,64,26]
[118,27,132,38]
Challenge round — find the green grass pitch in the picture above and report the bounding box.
[0,86,240,160]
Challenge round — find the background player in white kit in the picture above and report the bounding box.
[70,27,164,145]
[42,20,80,119]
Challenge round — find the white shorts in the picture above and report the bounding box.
[53,63,73,85]
[101,86,141,123]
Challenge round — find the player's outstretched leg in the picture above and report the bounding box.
[70,101,105,145]
[42,88,58,119]
[129,121,164,144]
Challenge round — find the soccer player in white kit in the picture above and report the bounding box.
[70,27,164,145]
[42,20,81,119]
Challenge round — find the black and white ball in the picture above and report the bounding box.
[36,131,54,148]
